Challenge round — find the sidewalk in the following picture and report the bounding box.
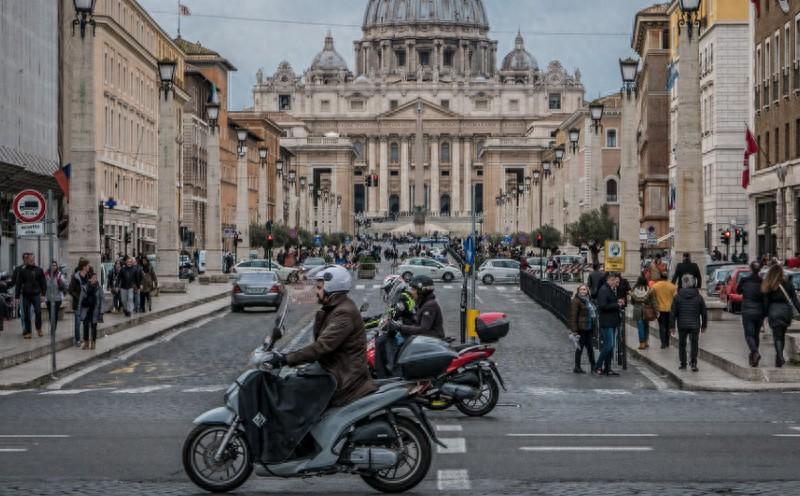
[0,283,231,388]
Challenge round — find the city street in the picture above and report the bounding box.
[1,261,799,495]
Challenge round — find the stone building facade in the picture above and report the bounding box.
[251,0,584,234]
[749,0,800,260]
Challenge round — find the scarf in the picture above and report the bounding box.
[579,294,597,328]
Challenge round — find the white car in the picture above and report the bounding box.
[398,257,461,283]
[477,259,521,285]
[232,259,300,283]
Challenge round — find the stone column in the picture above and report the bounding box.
[258,162,268,225]
[463,139,473,215]
[204,130,223,275]
[156,91,185,292]
[379,137,389,214]
[620,91,641,281]
[777,186,788,259]
[235,151,251,260]
[673,25,706,280]
[400,137,410,213]
[368,137,378,215]
[430,136,440,214]
[275,177,284,225]
[451,136,461,215]
[458,41,465,75]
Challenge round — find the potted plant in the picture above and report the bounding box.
[357,256,377,280]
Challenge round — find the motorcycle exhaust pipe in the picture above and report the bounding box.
[439,383,479,400]
[448,371,480,387]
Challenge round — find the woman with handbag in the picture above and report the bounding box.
[630,276,657,350]
[762,265,800,368]
[569,284,597,374]
[737,262,766,367]
[44,261,68,334]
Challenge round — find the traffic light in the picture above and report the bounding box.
[720,230,731,245]
[742,230,749,246]
[365,175,372,187]
[372,174,379,187]
[266,220,273,233]
[124,231,131,244]
[233,233,240,246]
[266,233,274,251]
[734,228,742,243]
[535,233,543,248]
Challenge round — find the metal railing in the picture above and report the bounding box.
[520,271,572,325]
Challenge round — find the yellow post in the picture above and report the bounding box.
[466,309,480,340]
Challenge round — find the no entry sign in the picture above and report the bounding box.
[12,189,47,223]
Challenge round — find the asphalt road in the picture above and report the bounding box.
[1,255,799,495]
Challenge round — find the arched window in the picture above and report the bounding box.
[441,142,450,163]
[606,178,618,203]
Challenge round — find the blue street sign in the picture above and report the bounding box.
[463,236,475,266]
[105,198,117,209]
[314,235,322,247]
[503,235,512,246]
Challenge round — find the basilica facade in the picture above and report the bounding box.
[251,0,585,234]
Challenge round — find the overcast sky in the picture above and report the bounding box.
[139,0,659,110]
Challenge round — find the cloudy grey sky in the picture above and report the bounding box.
[139,0,659,110]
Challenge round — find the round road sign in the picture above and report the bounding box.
[12,189,46,223]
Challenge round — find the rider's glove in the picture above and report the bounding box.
[386,320,402,336]
[265,351,287,369]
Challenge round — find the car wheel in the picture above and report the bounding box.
[482,274,494,285]
[402,272,414,282]
[442,272,454,283]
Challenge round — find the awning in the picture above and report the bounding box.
[657,231,674,244]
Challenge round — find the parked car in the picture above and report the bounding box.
[230,272,284,312]
[477,259,521,285]
[705,261,737,289]
[398,257,462,283]
[301,257,327,272]
[719,266,752,313]
[707,265,744,297]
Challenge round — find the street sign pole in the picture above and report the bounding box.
[46,190,56,378]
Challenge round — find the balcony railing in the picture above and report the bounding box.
[794,66,800,92]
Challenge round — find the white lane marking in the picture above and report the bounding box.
[0,448,28,453]
[111,385,172,394]
[791,427,800,432]
[520,446,653,452]
[47,312,228,390]
[524,387,567,395]
[634,363,670,391]
[40,389,107,395]
[355,285,366,290]
[182,385,226,393]
[443,285,454,290]
[0,390,34,396]
[437,469,471,491]
[371,284,381,289]
[281,321,314,353]
[496,286,507,292]
[436,424,463,432]
[0,435,70,438]
[437,437,466,454]
[507,433,657,438]
[663,390,697,396]
[773,434,800,437]
[477,286,489,291]
[593,389,631,395]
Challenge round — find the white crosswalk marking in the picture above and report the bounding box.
[40,389,104,395]
[436,424,463,432]
[496,286,507,292]
[437,437,466,454]
[520,446,653,452]
[372,284,382,289]
[0,449,28,453]
[437,469,471,490]
[112,385,172,394]
[182,385,226,393]
[593,389,631,395]
[0,390,33,396]
[355,284,366,290]
[443,285,454,290]
[508,433,657,438]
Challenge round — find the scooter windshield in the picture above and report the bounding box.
[386,278,407,309]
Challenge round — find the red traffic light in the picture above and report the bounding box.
[724,231,731,238]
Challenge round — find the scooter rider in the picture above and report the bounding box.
[388,275,444,340]
[267,265,377,407]
[382,276,416,325]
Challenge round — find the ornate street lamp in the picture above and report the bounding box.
[288,169,297,185]
[525,175,532,192]
[532,170,541,185]
[299,176,307,190]
[337,195,342,207]
[589,100,605,134]
[619,57,639,98]
[72,0,96,38]
[206,84,220,130]
[236,128,248,157]
[258,147,268,167]
[543,161,552,179]
[678,0,702,38]
[554,146,565,168]
[157,60,177,100]
[276,159,284,177]
[569,128,580,154]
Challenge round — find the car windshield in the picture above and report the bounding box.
[305,258,325,266]
[713,269,732,282]
[239,272,277,284]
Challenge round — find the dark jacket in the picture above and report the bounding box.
[14,264,46,298]
[569,296,595,332]
[286,294,377,407]
[669,287,708,330]
[736,274,766,317]
[588,270,606,299]
[764,279,800,330]
[672,261,703,289]
[118,265,141,290]
[596,284,621,328]
[399,293,444,339]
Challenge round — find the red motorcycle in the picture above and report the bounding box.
[367,313,509,417]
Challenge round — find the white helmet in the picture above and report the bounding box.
[314,265,352,295]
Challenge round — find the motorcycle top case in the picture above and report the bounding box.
[475,313,510,343]
[396,336,457,380]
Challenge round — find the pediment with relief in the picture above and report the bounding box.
[377,99,460,120]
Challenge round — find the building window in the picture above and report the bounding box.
[476,169,484,177]
[441,170,450,177]
[390,100,399,110]
[606,178,618,203]
[787,123,791,161]
[509,99,520,111]
[279,94,291,111]
[796,119,800,158]
[606,129,618,148]
[474,99,488,111]
[443,50,454,67]
[390,170,399,176]
[441,142,450,162]
[418,50,430,66]
[395,50,406,67]
[350,100,365,111]
[776,127,780,164]
[662,28,670,49]
[390,142,400,163]
[548,93,561,110]
[440,99,450,109]
[320,100,331,112]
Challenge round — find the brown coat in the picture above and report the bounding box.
[569,296,594,333]
[286,294,377,407]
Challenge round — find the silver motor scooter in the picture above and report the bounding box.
[182,300,445,493]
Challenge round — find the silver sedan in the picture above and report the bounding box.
[231,272,284,312]
[477,259,521,285]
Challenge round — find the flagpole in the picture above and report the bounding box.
[177,0,181,37]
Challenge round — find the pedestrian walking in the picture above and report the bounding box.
[13,253,46,338]
[118,257,140,317]
[595,273,623,376]
[630,276,657,350]
[79,271,103,350]
[68,260,90,346]
[651,278,677,349]
[647,254,667,282]
[569,284,597,374]
[139,259,157,312]
[44,261,67,334]
[736,262,766,367]
[762,265,800,368]
[108,260,123,313]
[587,263,605,299]
[672,252,703,289]
[669,274,708,372]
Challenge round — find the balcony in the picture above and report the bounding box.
[282,136,354,149]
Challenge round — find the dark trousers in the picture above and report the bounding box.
[20,293,41,334]
[657,312,671,347]
[45,301,62,333]
[574,328,596,370]
[0,298,6,331]
[741,314,763,354]
[139,291,151,312]
[112,290,122,312]
[678,328,700,366]
[82,310,97,342]
[772,325,787,366]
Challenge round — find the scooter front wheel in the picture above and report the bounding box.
[455,372,499,417]
[183,424,253,493]
[361,417,432,493]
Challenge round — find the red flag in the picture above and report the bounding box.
[742,127,758,189]
[751,0,761,16]
[54,163,71,201]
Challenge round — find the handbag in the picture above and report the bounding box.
[777,284,800,320]
[643,304,658,322]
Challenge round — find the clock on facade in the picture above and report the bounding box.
[777,0,790,14]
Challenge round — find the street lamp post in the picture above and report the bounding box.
[71,0,96,38]
[204,88,224,275]
[569,128,580,154]
[589,101,605,134]
[618,56,642,281]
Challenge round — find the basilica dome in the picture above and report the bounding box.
[310,32,348,72]
[363,0,489,30]
[501,32,538,72]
